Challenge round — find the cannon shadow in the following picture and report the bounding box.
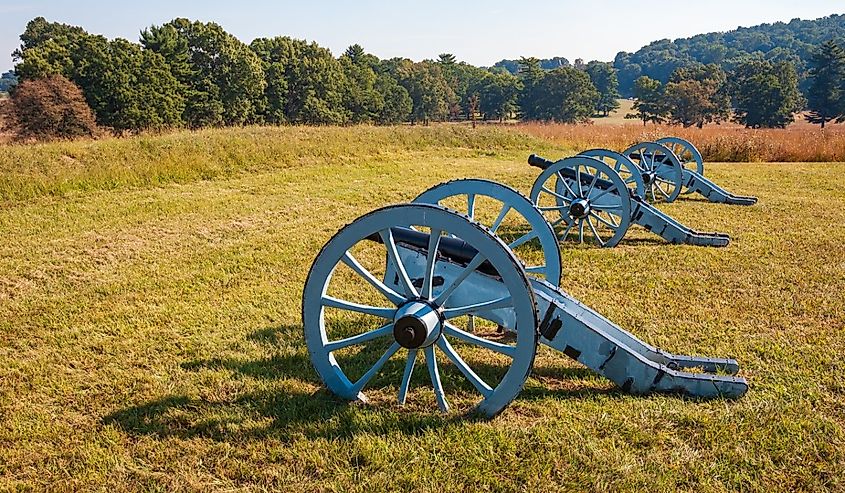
[103,324,628,442]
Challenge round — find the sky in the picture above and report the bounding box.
[1,0,843,72]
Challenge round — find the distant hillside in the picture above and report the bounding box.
[614,14,845,95]
[491,56,571,74]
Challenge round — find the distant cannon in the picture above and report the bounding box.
[527,154,730,247]
[302,203,747,416]
[624,138,758,205]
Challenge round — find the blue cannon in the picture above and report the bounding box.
[527,153,730,247]
[624,137,758,205]
[303,203,747,416]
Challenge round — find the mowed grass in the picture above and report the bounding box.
[1,126,844,491]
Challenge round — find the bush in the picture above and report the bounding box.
[1,74,99,141]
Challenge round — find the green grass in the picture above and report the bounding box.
[1,126,844,491]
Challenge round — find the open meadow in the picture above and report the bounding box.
[1,125,844,491]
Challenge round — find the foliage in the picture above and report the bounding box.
[395,61,456,124]
[156,19,266,127]
[492,56,570,74]
[626,76,667,125]
[11,14,845,133]
[15,17,185,132]
[613,14,845,96]
[471,71,521,121]
[585,61,621,116]
[805,40,845,128]
[664,64,731,128]
[250,36,347,125]
[1,74,98,140]
[529,67,599,122]
[730,60,805,128]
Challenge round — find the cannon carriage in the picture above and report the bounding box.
[303,203,747,417]
[624,137,758,205]
[527,153,731,248]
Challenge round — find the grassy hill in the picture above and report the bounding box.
[1,126,844,490]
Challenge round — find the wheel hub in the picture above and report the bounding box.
[568,198,591,219]
[393,301,442,349]
[642,172,656,185]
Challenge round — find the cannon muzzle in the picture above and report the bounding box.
[528,154,555,170]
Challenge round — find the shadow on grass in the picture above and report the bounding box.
[103,324,629,442]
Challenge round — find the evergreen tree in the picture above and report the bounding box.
[153,19,266,127]
[626,76,667,125]
[585,61,621,116]
[805,40,845,128]
[250,36,348,125]
[731,60,804,128]
[517,57,544,120]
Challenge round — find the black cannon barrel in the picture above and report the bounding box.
[528,154,555,170]
[366,227,500,277]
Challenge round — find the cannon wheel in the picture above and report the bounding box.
[623,142,684,203]
[414,179,562,287]
[302,204,538,417]
[656,137,704,194]
[529,156,632,248]
[578,148,646,198]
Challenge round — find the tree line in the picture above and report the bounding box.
[3,16,845,140]
[610,14,845,97]
[627,40,845,128]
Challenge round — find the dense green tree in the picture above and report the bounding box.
[74,37,184,131]
[374,73,412,124]
[531,67,599,122]
[472,71,521,121]
[626,76,667,125]
[664,64,730,127]
[585,61,621,116]
[517,57,544,120]
[339,45,389,124]
[805,40,845,128]
[153,19,266,127]
[14,19,184,131]
[396,61,455,124]
[492,56,569,74]
[730,60,804,128]
[250,36,347,124]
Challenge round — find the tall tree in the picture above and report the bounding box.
[250,36,348,125]
[15,18,184,131]
[585,61,621,116]
[472,71,521,121]
[730,60,804,128]
[531,67,599,122]
[626,76,667,125]
[805,40,845,128]
[396,61,455,124]
[664,64,730,127]
[151,19,266,127]
[340,45,384,124]
[517,57,544,120]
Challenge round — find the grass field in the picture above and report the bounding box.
[1,125,844,491]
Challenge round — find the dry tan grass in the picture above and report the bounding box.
[516,120,845,162]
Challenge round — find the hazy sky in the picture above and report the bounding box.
[1,0,843,72]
